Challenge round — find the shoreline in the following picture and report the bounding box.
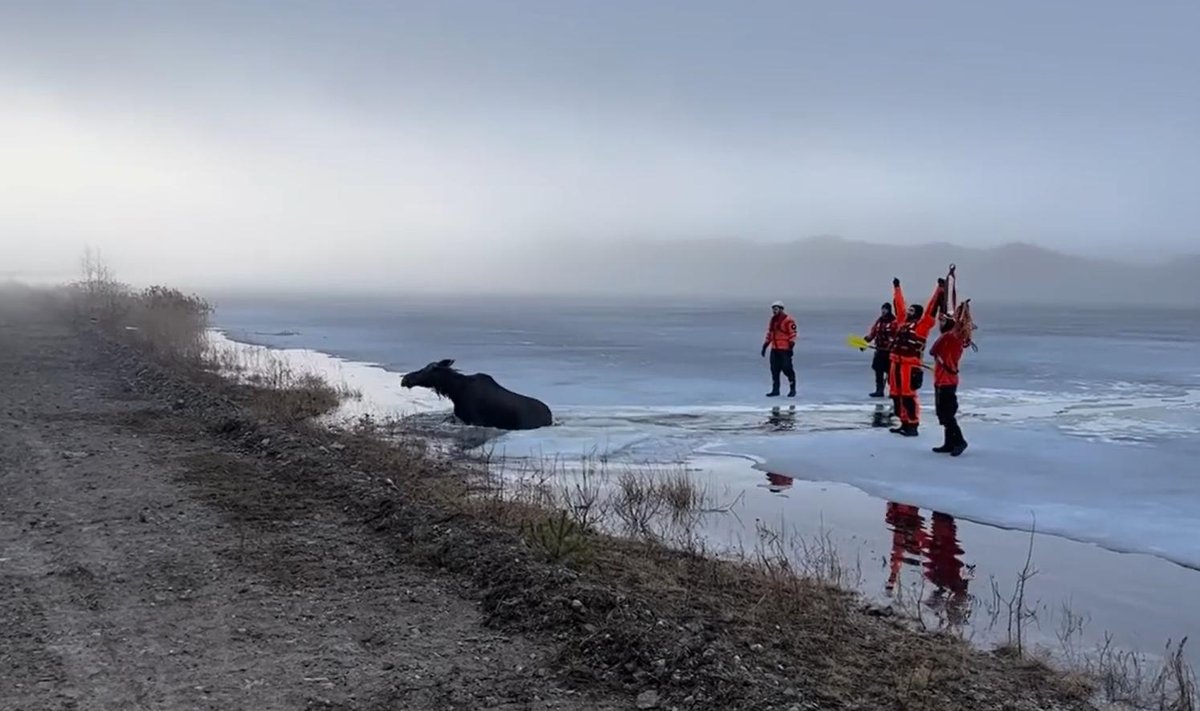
[7,281,1195,709]
[206,325,1200,671]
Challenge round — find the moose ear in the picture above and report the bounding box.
[437,358,455,368]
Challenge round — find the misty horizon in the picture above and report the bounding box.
[2,1,1198,298]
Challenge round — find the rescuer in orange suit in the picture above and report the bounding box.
[761,301,798,397]
[887,278,945,436]
[929,314,968,456]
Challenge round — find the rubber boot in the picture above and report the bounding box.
[787,383,796,398]
[900,424,919,437]
[869,391,885,398]
[766,389,780,397]
[950,438,968,457]
[932,430,953,453]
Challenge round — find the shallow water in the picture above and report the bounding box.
[688,456,1200,665]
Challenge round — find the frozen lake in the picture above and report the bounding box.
[210,293,1200,664]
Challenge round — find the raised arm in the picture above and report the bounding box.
[892,278,907,326]
[916,283,945,337]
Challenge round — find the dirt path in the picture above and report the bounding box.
[0,310,624,709]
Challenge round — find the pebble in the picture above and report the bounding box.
[636,690,660,709]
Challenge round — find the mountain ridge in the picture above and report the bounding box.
[508,235,1200,305]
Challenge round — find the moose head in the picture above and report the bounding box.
[400,359,457,394]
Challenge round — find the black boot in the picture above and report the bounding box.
[766,389,780,397]
[947,425,967,456]
[870,390,885,398]
[900,424,919,437]
[932,438,953,454]
[787,383,796,398]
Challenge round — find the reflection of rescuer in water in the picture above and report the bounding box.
[884,502,927,593]
[766,405,797,431]
[888,278,945,437]
[884,503,973,625]
[760,472,795,493]
[923,512,972,625]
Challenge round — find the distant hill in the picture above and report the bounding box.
[505,236,1200,306]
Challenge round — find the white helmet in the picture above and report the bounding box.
[771,300,785,309]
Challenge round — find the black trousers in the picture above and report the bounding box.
[935,385,965,444]
[769,349,796,391]
[872,349,890,393]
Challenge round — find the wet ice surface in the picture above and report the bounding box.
[209,296,1200,664]
[686,465,1200,667]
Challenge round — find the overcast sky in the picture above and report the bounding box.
[2,1,1197,289]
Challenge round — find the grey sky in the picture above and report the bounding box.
[2,1,1197,290]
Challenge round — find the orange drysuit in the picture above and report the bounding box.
[888,283,944,429]
[764,312,798,350]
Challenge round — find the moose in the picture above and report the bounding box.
[400,359,554,431]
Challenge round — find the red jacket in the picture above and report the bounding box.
[929,330,964,387]
[765,313,797,350]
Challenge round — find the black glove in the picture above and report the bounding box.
[893,277,900,288]
[761,343,768,357]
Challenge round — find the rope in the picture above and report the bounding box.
[945,263,979,351]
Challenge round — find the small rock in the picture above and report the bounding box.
[636,690,660,709]
[570,599,584,611]
[330,442,346,451]
[60,451,89,459]
[749,643,764,652]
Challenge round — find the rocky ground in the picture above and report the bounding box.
[1,294,1098,711]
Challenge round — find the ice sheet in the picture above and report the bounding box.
[708,424,1200,570]
[206,330,447,421]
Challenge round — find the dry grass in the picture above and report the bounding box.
[61,249,357,421]
[353,416,1200,710]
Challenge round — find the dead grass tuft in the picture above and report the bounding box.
[63,248,358,421]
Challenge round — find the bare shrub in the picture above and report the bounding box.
[123,285,213,365]
[66,248,351,420]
